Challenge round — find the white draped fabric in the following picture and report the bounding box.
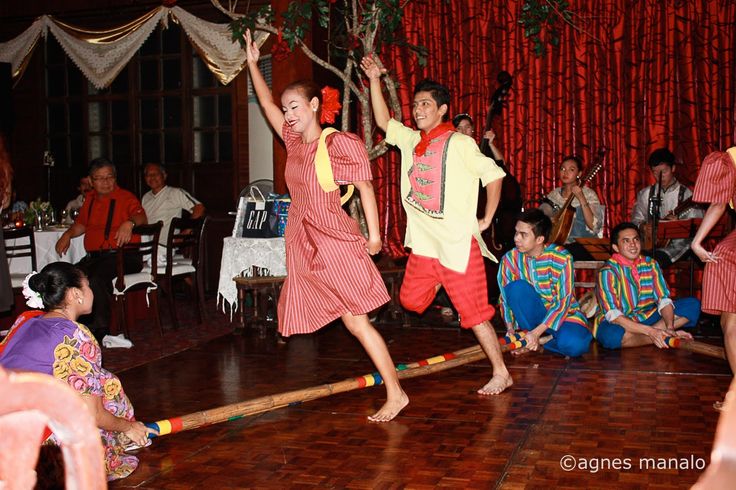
[217,237,287,314]
[0,7,267,88]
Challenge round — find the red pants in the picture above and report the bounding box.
[400,240,494,328]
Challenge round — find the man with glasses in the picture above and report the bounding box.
[55,157,147,342]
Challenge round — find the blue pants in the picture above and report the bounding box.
[595,297,701,350]
[504,280,592,357]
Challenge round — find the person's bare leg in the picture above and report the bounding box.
[342,312,408,422]
[722,313,736,374]
[620,316,691,348]
[715,313,736,411]
[472,321,513,395]
[620,332,656,348]
[648,316,691,330]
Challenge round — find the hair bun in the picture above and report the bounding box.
[28,272,46,294]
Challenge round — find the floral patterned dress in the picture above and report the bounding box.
[0,315,140,480]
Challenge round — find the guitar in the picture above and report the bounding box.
[548,148,606,245]
[640,197,704,249]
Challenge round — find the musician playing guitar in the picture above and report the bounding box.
[631,148,703,267]
[540,155,603,260]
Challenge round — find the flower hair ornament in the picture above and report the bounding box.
[22,271,45,309]
[320,86,342,125]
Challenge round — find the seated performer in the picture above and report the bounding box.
[594,222,701,349]
[0,263,157,480]
[539,155,603,260]
[498,209,593,357]
[631,148,703,267]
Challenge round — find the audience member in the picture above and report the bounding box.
[55,157,147,341]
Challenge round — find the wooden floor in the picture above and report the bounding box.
[104,301,730,489]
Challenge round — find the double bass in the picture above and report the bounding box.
[477,71,522,256]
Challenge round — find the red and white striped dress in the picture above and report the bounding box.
[277,123,390,336]
[693,151,736,314]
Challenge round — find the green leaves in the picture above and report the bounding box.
[518,0,573,57]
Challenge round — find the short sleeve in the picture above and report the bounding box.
[385,118,420,151]
[693,151,736,204]
[121,190,145,219]
[457,136,505,186]
[326,131,373,183]
[173,188,200,211]
[75,193,92,227]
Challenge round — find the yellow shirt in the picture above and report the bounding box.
[386,118,506,272]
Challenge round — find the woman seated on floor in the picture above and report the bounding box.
[0,262,157,481]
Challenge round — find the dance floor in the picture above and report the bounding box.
[105,301,730,489]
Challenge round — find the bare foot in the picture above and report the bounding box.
[477,373,513,395]
[368,391,409,422]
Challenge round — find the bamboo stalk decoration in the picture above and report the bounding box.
[665,337,726,360]
[145,332,530,438]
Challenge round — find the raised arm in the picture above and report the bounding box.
[360,55,391,132]
[244,29,285,139]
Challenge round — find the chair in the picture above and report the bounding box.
[112,221,163,339]
[4,226,37,289]
[159,216,207,329]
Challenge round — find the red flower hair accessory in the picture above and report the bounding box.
[320,86,341,124]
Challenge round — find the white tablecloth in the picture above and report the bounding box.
[217,237,286,311]
[7,229,86,274]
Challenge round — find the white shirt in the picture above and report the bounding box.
[142,186,201,259]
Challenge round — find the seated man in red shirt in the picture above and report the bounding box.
[55,157,147,341]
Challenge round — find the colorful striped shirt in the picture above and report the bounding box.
[594,254,674,328]
[498,244,589,331]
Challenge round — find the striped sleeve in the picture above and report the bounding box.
[497,253,517,328]
[539,252,574,331]
[327,132,373,183]
[693,151,736,204]
[650,260,674,312]
[596,264,625,322]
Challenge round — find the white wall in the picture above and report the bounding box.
[247,99,274,182]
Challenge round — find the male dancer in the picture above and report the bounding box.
[362,55,512,394]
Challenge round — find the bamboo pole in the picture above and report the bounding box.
[146,333,530,437]
[665,337,726,360]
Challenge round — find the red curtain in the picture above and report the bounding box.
[373,0,736,256]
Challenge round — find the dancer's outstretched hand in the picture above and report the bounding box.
[360,55,387,80]
[244,29,260,65]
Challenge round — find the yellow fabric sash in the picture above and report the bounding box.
[726,147,736,209]
[315,128,354,205]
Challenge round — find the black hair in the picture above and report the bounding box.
[88,157,116,178]
[561,154,584,173]
[452,113,473,128]
[647,148,676,168]
[414,79,451,121]
[610,221,640,247]
[517,208,552,242]
[28,262,86,310]
[283,79,322,105]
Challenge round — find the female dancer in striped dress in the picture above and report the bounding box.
[243,30,407,422]
[691,149,736,410]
